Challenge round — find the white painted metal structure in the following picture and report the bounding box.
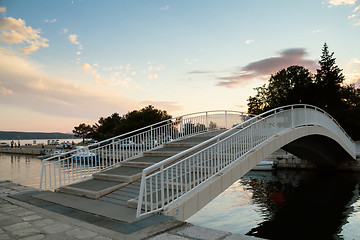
[39,110,251,190]
[136,104,356,219]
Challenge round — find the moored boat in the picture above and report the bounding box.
[252,160,279,171]
[37,150,66,160]
[71,146,99,162]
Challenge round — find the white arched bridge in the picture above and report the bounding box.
[39,104,359,221]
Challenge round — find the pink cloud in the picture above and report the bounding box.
[216,48,318,88]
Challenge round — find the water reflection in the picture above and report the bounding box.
[0,153,42,188]
[188,170,360,240]
[243,171,359,240]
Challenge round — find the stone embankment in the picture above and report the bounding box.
[1,181,263,240]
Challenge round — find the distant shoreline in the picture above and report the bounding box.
[0,139,83,146]
[0,145,63,155]
[0,131,77,140]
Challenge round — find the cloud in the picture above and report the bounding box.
[140,100,183,112]
[105,73,136,89]
[160,5,170,11]
[0,48,133,119]
[0,16,49,54]
[0,86,13,96]
[188,70,216,74]
[0,6,6,13]
[44,18,56,23]
[147,62,164,71]
[148,74,158,79]
[326,0,360,25]
[67,32,83,59]
[327,0,357,6]
[245,40,255,44]
[185,58,198,65]
[216,48,318,88]
[312,29,323,33]
[82,63,101,83]
[349,4,360,23]
[68,34,80,46]
[100,61,163,88]
[350,58,360,64]
[145,61,164,79]
[344,58,360,86]
[100,63,141,89]
[346,71,360,86]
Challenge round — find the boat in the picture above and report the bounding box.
[37,150,66,160]
[71,147,99,162]
[252,160,279,171]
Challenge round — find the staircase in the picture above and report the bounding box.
[56,131,225,201]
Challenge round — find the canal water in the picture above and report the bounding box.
[1,153,359,239]
[0,153,42,188]
[188,170,360,240]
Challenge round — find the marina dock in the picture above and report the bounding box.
[0,145,61,155]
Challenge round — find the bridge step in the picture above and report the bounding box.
[143,147,190,157]
[127,187,180,210]
[57,179,127,199]
[119,156,169,168]
[93,166,144,182]
[163,142,199,148]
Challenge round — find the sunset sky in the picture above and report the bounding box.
[1,0,359,133]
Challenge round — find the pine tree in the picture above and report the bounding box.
[315,43,345,112]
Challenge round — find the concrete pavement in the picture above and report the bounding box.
[1,181,264,240]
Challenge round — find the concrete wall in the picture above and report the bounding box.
[162,125,357,221]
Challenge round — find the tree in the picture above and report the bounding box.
[336,84,360,139]
[267,65,315,107]
[73,123,93,144]
[89,105,173,141]
[247,85,268,115]
[314,43,345,113]
[114,105,172,135]
[248,65,314,114]
[313,43,360,139]
[90,113,122,140]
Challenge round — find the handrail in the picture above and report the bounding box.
[136,104,356,218]
[39,110,250,190]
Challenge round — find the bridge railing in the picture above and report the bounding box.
[39,110,250,190]
[136,104,355,218]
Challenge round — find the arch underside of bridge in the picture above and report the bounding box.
[163,125,356,221]
[283,134,354,168]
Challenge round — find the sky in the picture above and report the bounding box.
[0,0,360,133]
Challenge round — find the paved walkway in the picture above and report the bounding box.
[0,181,263,240]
